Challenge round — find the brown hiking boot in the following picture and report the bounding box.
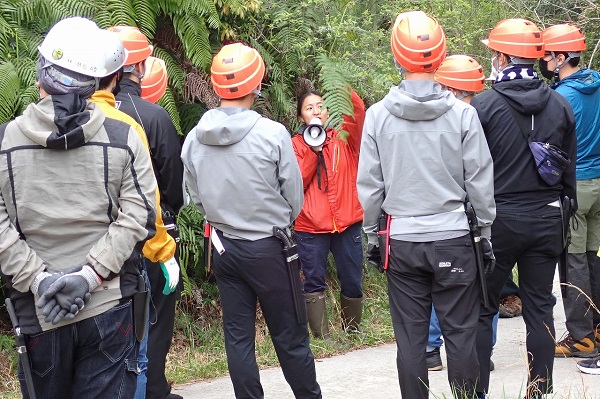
[555,333,598,358]
[499,294,522,318]
[595,326,600,349]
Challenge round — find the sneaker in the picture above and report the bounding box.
[426,347,443,371]
[577,355,600,375]
[499,294,522,318]
[555,333,599,358]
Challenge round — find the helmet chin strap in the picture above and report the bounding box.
[123,64,145,82]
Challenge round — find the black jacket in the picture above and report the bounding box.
[471,79,577,212]
[116,79,184,216]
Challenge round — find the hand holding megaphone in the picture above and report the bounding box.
[303,117,326,150]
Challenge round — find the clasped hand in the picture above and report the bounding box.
[34,265,101,325]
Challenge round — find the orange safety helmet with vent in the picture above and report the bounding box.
[435,55,485,93]
[107,25,154,66]
[390,10,446,73]
[543,24,586,53]
[141,56,168,103]
[211,43,265,99]
[482,18,544,59]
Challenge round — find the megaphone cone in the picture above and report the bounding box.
[303,117,326,147]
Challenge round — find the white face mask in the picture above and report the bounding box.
[487,53,499,81]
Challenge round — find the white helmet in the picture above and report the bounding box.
[97,29,128,76]
[38,17,125,78]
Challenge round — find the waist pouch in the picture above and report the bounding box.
[529,141,571,186]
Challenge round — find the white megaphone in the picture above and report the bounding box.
[303,117,327,147]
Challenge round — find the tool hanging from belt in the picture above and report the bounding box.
[5,298,37,399]
[273,226,307,325]
[559,196,574,298]
[465,202,490,308]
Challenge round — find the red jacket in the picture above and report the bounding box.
[292,91,365,233]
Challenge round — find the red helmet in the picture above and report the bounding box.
[107,25,153,65]
[543,24,586,53]
[482,19,544,59]
[211,43,265,99]
[391,11,446,73]
[435,55,485,93]
[141,57,168,103]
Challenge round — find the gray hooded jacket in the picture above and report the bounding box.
[0,93,157,333]
[181,107,303,240]
[357,80,495,244]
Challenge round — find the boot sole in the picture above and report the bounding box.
[576,364,600,375]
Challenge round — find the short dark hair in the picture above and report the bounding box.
[297,89,322,117]
[98,68,123,91]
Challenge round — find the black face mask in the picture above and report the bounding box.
[538,59,556,80]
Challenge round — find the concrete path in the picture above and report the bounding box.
[171,270,600,399]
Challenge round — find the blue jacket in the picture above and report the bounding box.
[553,68,600,180]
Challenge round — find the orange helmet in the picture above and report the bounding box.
[141,57,168,103]
[543,24,586,53]
[482,18,544,59]
[390,11,446,73]
[107,25,153,65]
[435,55,485,92]
[211,43,265,99]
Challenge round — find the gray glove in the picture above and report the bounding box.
[481,238,495,275]
[36,265,102,324]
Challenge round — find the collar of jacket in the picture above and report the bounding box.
[119,78,142,97]
[90,90,117,108]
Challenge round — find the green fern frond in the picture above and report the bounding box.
[177,203,206,293]
[172,13,212,69]
[178,103,206,136]
[105,0,137,26]
[157,87,182,135]
[0,61,21,123]
[13,57,36,85]
[152,46,185,92]
[316,53,354,135]
[131,0,159,38]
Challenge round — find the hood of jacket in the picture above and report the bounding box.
[492,79,551,115]
[14,93,105,149]
[382,79,455,121]
[193,107,262,146]
[553,68,600,95]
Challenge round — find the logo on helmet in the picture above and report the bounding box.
[51,48,63,60]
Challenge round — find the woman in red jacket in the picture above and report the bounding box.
[292,88,366,337]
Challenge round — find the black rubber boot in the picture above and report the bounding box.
[340,294,363,332]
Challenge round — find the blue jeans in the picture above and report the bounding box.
[294,222,364,298]
[428,307,499,351]
[20,300,139,399]
[134,265,150,399]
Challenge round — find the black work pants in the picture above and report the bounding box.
[145,248,182,399]
[476,206,562,395]
[387,235,480,399]
[213,232,321,399]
